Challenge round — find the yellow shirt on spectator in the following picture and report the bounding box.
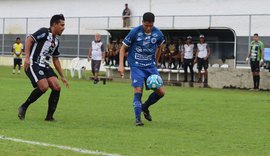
[13,43,24,58]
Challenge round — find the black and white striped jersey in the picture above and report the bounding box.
[29,27,60,67]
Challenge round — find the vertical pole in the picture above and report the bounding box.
[26,18,28,37]
[209,15,212,28]
[172,16,175,28]
[248,15,252,50]
[77,17,80,57]
[2,18,5,56]
[107,16,110,28]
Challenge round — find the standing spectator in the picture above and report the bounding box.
[12,37,24,74]
[88,33,105,84]
[118,12,165,126]
[182,36,195,82]
[246,33,264,90]
[122,3,131,27]
[18,14,69,121]
[195,35,210,83]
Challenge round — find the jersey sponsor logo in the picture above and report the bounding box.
[151,38,157,44]
[133,79,137,83]
[38,70,44,75]
[135,53,152,61]
[152,33,158,37]
[37,33,46,39]
[137,37,143,41]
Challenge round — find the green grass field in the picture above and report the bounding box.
[0,65,270,156]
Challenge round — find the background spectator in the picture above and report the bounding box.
[12,37,24,74]
[122,3,131,27]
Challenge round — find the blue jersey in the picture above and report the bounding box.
[123,25,164,68]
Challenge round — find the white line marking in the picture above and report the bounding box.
[0,135,122,156]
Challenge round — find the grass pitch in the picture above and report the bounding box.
[0,65,270,156]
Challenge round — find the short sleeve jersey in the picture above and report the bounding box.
[122,25,164,68]
[30,27,60,67]
[13,43,24,58]
[183,44,195,59]
[197,43,209,58]
[250,40,264,61]
[90,41,104,60]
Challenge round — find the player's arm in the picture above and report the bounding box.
[246,48,251,63]
[260,43,265,65]
[53,57,69,88]
[88,47,92,62]
[24,36,35,70]
[155,45,162,66]
[119,44,128,77]
[101,43,105,63]
[206,45,211,60]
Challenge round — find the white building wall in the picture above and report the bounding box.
[0,0,270,36]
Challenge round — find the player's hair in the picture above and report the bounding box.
[50,14,65,26]
[143,12,155,22]
[253,33,259,37]
[16,37,20,40]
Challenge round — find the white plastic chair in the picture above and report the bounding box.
[75,59,88,79]
[220,64,229,68]
[69,57,80,78]
[211,64,220,68]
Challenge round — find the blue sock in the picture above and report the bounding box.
[143,92,163,109]
[133,93,142,121]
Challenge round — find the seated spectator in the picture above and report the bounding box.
[168,40,177,69]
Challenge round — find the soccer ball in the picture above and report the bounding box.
[146,74,163,89]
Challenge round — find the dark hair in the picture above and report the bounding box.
[16,37,20,40]
[50,14,65,26]
[253,33,259,37]
[143,12,155,22]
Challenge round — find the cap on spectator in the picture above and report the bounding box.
[187,36,192,39]
[199,34,205,38]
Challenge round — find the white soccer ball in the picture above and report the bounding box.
[146,74,163,89]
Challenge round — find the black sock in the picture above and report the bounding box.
[143,92,164,109]
[256,76,260,89]
[46,90,60,119]
[253,76,256,89]
[21,88,44,109]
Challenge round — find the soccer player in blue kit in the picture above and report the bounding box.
[118,12,165,126]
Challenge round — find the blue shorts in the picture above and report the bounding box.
[130,66,161,89]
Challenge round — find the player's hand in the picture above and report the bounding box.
[260,59,264,66]
[24,57,30,71]
[118,65,125,78]
[245,57,249,64]
[61,77,69,88]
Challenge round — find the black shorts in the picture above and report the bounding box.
[197,57,209,70]
[91,60,101,73]
[14,58,22,66]
[250,61,260,72]
[183,58,194,67]
[25,64,58,88]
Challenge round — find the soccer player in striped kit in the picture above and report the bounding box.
[18,14,69,121]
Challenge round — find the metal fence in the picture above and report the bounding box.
[1,14,270,64]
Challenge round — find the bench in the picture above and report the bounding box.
[90,76,112,85]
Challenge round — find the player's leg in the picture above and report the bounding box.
[46,76,61,121]
[203,59,209,83]
[130,67,145,126]
[142,67,165,121]
[197,58,203,83]
[189,59,194,82]
[254,61,260,89]
[18,75,49,120]
[18,59,22,74]
[183,59,188,82]
[13,59,16,74]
